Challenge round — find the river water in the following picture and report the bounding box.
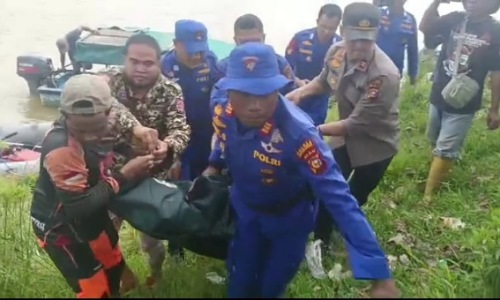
[0,0,494,124]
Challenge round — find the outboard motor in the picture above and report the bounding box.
[16,54,54,97]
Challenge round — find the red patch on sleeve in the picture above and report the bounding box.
[367,79,382,101]
[307,156,327,175]
[296,139,327,175]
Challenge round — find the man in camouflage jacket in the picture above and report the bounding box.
[99,33,190,290]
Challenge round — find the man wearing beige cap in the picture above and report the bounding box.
[30,74,165,298]
[286,2,401,258]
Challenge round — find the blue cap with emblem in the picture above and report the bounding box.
[174,19,209,54]
[217,42,291,96]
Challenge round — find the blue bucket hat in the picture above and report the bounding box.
[217,42,291,96]
[174,20,209,54]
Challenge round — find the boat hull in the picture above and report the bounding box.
[0,159,39,176]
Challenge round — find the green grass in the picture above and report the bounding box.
[1,61,500,297]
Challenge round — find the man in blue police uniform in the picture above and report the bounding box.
[161,20,219,181]
[204,42,399,298]
[160,19,219,261]
[285,4,343,125]
[213,14,296,95]
[374,0,419,84]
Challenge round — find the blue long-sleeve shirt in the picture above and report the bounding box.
[285,28,342,125]
[376,6,419,79]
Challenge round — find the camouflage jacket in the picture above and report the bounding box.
[99,67,191,163]
[106,98,141,142]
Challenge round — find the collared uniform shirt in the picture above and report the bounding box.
[313,41,401,167]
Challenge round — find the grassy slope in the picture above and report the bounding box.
[1,62,500,298]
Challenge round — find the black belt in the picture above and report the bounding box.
[245,185,314,216]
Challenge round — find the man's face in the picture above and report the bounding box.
[173,41,205,68]
[233,29,265,45]
[391,0,406,9]
[344,39,376,62]
[463,0,498,18]
[228,91,279,128]
[124,44,160,88]
[65,112,110,145]
[316,15,340,41]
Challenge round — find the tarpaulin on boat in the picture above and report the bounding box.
[108,175,234,260]
[73,27,234,66]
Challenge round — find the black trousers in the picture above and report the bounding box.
[313,146,393,244]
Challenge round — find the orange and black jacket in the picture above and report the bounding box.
[30,121,128,242]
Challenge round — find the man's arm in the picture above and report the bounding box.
[294,130,391,280]
[160,52,173,78]
[295,70,329,99]
[44,146,125,219]
[80,26,97,34]
[293,44,338,98]
[162,82,191,160]
[207,95,227,171]
[419,1,464,51]
[320,75,399,137]
[419,0,442,34]
[207,51,220,84]
[59,53,66,69]
[208,132,226,171]
[280,59,298,94]
[212,59,227,83]
[407,17,419,83]
[285,34,299,72]
[109,98,141,139]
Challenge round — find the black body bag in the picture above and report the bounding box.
[108,175,234,260]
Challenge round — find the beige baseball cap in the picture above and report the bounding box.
[60,74,113,115]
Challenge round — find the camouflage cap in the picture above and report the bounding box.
[60,74,113,114]
[342,2,381,41]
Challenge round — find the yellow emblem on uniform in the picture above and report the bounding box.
[329,48,345,69]
[214,104,223,116]
[243,56,259,72]
[260,121,273,135]
[359,19,371,28]
[329,57,341,69]
[213,116,226,128]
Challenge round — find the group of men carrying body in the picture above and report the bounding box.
[31,0,500,298]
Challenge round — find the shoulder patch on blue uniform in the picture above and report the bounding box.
[296,139,327,175]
